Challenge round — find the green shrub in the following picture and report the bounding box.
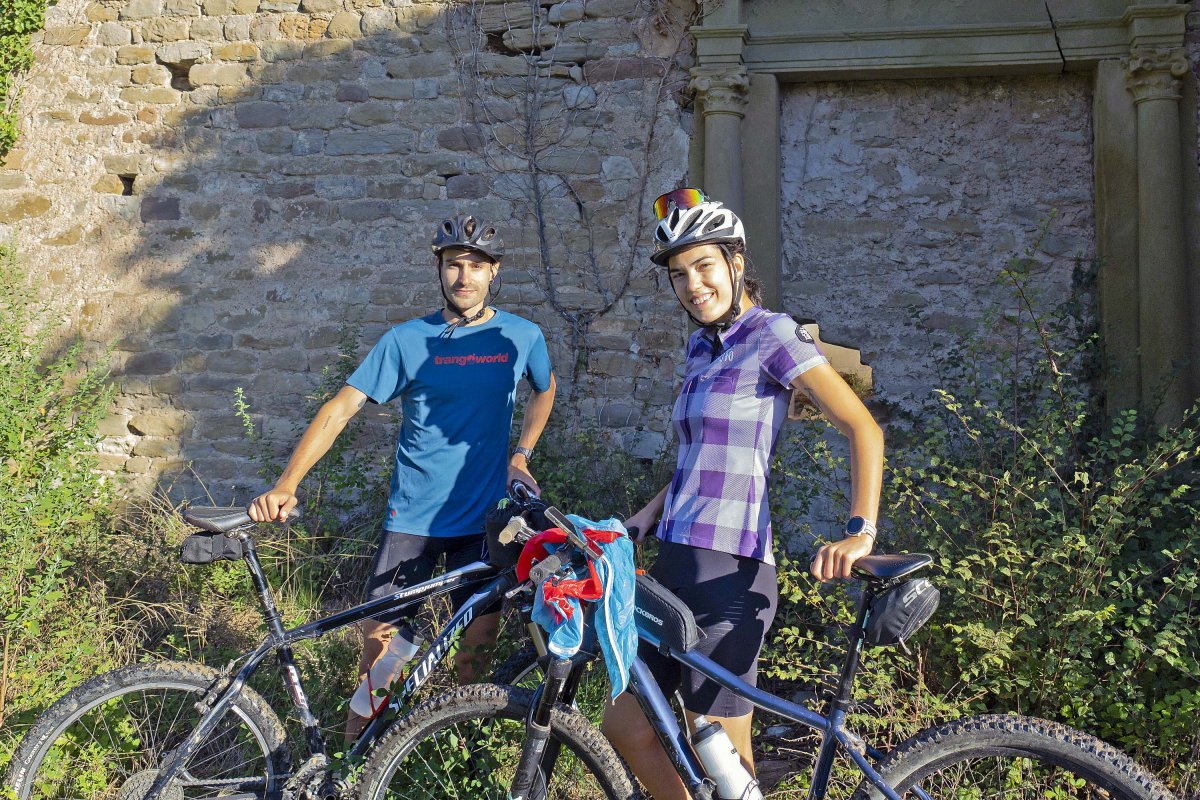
[0,0,50,156]
[0,246,117,764]
[761,247,1199,792]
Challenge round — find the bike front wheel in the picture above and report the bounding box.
[5,661,288,800]
[358,683,637,800]
[858,714,1173,800]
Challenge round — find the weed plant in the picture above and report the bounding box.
[760,247,1199,794]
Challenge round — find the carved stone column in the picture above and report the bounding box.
[690,66,749,216]
[1125,47,1191,423]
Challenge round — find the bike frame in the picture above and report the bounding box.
[146,527,517,799]
[621,585,932,800]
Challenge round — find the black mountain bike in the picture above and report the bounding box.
[4,488,618,800]
[354,516,1177,800]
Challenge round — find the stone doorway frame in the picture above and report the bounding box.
[688,0,1194,422]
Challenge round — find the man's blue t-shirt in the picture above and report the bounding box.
[347,309,553,537]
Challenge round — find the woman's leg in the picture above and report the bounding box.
[602,694,690,800]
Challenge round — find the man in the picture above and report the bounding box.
[248,213,556,738]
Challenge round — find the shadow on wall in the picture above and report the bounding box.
[8,0,696,504]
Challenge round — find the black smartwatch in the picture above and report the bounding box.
[845,516,877,540]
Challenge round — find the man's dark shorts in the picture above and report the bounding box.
[365,530,500,628]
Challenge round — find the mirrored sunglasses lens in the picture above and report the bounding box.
[653,188,705,219]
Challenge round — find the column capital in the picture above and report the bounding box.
[1124,46,1188,103]
[690,66,750,117]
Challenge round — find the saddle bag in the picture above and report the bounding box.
[180,532,245,564]
[865,577,940,647]
[634,573,700,653]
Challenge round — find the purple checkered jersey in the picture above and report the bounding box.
[657,306,828,564]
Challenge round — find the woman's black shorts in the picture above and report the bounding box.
[638,539,778,717]
[365,530,500,628]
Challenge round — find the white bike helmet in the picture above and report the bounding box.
[651,200,745,266]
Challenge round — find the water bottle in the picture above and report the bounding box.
[690,716,764,800]
[350,629,423,717]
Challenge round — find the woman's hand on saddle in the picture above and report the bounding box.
[810,533,874,582]
[248,488,299,523]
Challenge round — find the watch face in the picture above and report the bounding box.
[845,516,866,535]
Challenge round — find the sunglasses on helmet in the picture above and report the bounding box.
[652,187,706,220]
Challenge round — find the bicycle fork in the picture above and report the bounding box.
[509,656,574,800]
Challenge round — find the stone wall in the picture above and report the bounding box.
[779,74,1096,420]
[0,0,696,502]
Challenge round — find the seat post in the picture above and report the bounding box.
[831,586,875,710]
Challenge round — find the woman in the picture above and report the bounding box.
[601,189,884,799]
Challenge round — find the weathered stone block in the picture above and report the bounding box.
[446,174,489,198]
[189,62,248,85]
[475,2,534,32]
[287,104,344,129]
[326,10,363,37]
[119,86,181,103]
[156,40,209,63]
[347,101,393,126]
[129,412,191,436]
[98,22,132,45]
[562,84,596,108]
[117,44,155,63]
[335,82,368,102]
[0,173,25,190]
[142,16,190,40]
[337,200,392,221]
[236,101,286,127]
[249,15,281,40]
[259,0,299,9]
[131,63,172,85]
[202,0,235,13]
[186,15,222,38]
[42,25,91,45]
[213,41,259,60]
[583,0,639,17]
[384,52,450,79]
[259,39,304,61]
[363,79,413,100]
[299,0,342,10]
[548,0,583,23]
[124,351,177,374]
[86,2,119,21]
[583,57,665,82]
[436,126,485,152]
[325,129,414,155]
[140,195,181,221]
[360,8,395,35]
[223,15,250,39]
[538,150,601,174]
[121,0,163,18]
[303,38,353,58]
[163,0,201,15]
[0,193,51,222]
[81,110,132,125]
[502,27,556,53]
[132,438,181,458]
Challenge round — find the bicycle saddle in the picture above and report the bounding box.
[184,506,300,533]
[852,553,932,582]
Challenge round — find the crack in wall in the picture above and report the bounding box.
[1044,2,1067,73]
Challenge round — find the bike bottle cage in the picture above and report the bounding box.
[633,574,700,653]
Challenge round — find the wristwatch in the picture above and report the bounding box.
[845,516,877,540]
[512,446,534,462]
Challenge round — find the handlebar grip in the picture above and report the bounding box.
[509,479,537,501]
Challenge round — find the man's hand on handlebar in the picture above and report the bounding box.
[507,463,541,497]
[248,488,299,523]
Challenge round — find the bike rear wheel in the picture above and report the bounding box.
[5,662,288,800]
[857,714,1173,800]
[358,683,637,800]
